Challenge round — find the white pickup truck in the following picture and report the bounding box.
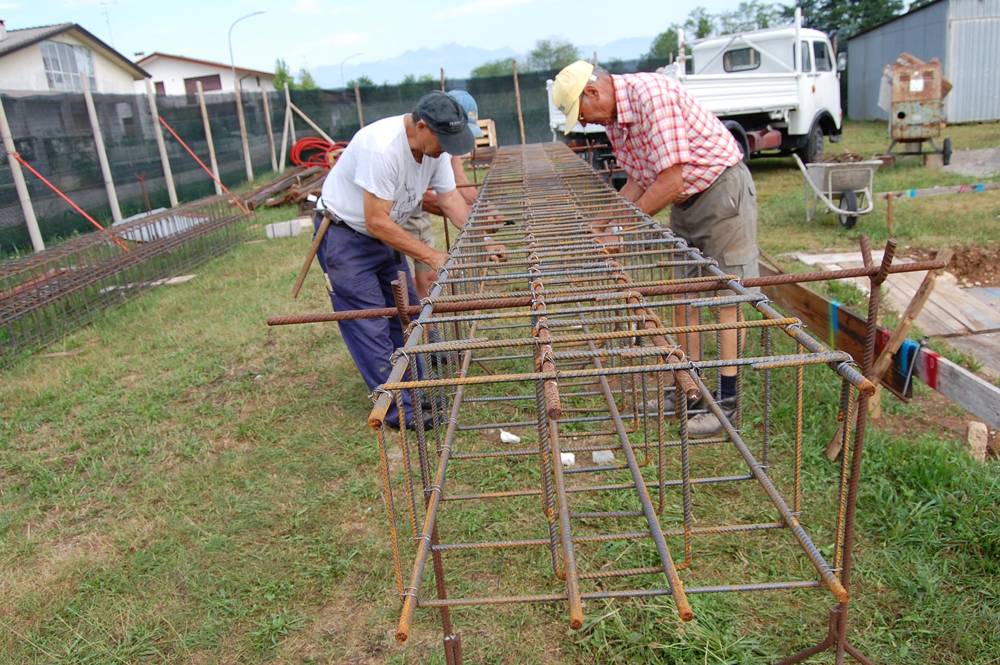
[547,9,843,164]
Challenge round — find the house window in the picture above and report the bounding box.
[813,41,833,72]
[155,81,166,95]
[723,47,760,72]
[41,40,96,91]
[183,74,222,95]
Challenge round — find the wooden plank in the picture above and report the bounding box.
[884,270,967,336]
[871,251,950,382]
[916,351,1000,429]
[760,261,909,399]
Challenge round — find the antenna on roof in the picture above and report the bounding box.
[100,0,117,47]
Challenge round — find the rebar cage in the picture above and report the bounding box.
[368,143,872,660]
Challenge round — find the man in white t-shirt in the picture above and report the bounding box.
[314,91,479,430]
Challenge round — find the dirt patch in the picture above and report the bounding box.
[904,244,1000,287]
[876,390,967,443]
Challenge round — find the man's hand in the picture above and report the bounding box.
[426,249,449,273]
[486,243,507,264]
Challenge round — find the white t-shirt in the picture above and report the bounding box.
[318,115,456,236]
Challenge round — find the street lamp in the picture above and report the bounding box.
[228,10,265,182]
[340,52,364,87]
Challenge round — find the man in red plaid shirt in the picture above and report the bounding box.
[553,60,759,437]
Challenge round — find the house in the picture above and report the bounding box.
[0,21,148,94]
[847,0,1000,123]
[135,52,276,95]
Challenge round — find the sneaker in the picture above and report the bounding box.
[384,412,437,432]
[685,395,737,438]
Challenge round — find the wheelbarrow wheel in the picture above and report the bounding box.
[838,191,859,229]
[943,137,953,166]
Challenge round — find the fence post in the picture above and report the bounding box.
[82,82,122,224]
[512,60,526,145]
[440,67,446,92]
[354,83,365,128]
[144,78,178,207]
[234,79,254,182]
[196,81,223,196]
[278,103,290,173]
[284,82,297,144]
[261,89,277,172]
[0,94,43,252]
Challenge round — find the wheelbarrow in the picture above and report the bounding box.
[793,154,882,229]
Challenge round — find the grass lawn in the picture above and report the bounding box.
[2,126,999,663]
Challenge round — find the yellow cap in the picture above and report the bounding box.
[552,60,595,135]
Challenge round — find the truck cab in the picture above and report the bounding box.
[547,9,843,163]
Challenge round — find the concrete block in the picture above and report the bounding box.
[966,421,988,463]
[560,452,576,467]
[592,450,615,465]
[265,216,312,239]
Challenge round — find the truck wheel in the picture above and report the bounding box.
[838,191,858,229]
[798,123,825,163]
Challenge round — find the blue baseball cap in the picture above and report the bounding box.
[447,89,483,138]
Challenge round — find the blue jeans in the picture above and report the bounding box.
[314,214,420,428]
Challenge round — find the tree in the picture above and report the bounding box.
[297,68,317,90]
[471,57,516,78]
[786,0,904,38]
[525,38,580,72]
[274,58,293,90]
[718,1,784,34]
[640,25,680,69]
[347,75,375,89]
[684,7,716,38]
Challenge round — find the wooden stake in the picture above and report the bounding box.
[512,60,526,145]
[83,82,122,224]
[261,89,278,172]
[277,105,290,173]
[291,214,329,299]
[440,67,446,92]
[196,81,223,195]
[284,83,297,143]
[354,83,365,128]
[289,102,336,144]
[233,80,254,182]
[886,194,895,236]
[144,78,178,207]
[0,94,43,251]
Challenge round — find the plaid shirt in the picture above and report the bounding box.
[606,73,742,199]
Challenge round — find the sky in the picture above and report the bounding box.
[5,0,742,73]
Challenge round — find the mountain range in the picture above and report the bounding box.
[313,36,654,87]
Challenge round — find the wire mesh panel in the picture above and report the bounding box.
[0,194,249,364]
[361,143,874,662]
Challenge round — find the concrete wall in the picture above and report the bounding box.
[138,58,275,95]
[0,32,138,94]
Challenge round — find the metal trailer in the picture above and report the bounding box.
[794,154,882,228]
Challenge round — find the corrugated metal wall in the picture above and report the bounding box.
[847,0,949,121]
[947,0,1000,122]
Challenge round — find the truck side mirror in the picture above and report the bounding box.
[837,52,847,72]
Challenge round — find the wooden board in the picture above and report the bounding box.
[793,251,1000,336]
[915,350,1000,428]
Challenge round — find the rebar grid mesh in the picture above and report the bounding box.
[0,194,248,363]
[368,143,870,653]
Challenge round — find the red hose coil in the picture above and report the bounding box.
[291,137,349,168]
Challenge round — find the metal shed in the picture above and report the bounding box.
[847,0,1000,122]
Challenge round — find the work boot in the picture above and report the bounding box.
[685,395,737,438]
